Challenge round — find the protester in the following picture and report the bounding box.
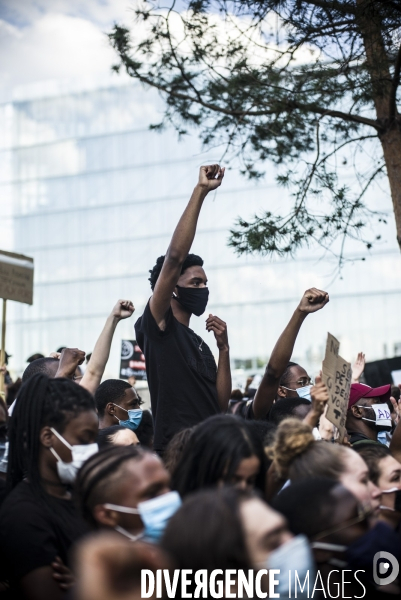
[135,165,231,455]
[97,425,139,448]
[95,379,144,430]
[171,415,267,497]
[94,379,154,447]
[75,445,180,543]
[237,288,329,420]
[355,444,401,529]
[0,374,98,600]
[346,383,392,446]
[161,487,311,598]
[273,477,400,597]
[268,418,382,511]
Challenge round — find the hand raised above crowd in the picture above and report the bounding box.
[297,288,329,314]
[351,352,365,383]
[111,300,135,321]
[55,347,85,379]
[197,164,225,192]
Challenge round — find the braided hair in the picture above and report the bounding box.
[75,445,146,528]
[148,254,204,291]
[171,415,267,497]
[8,373,96,493]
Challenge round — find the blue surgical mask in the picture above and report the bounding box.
[377,430,391,446]
[113,404,143,431]
[297,385,312,401]
[281,384,312,401]
[104,490,182,544]
[266,535,315,599]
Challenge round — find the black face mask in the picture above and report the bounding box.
[174,285,209,316]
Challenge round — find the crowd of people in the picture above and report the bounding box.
[0,165,400,599]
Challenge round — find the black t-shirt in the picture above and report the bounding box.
[0,480,89,587]
[135,302,220,452]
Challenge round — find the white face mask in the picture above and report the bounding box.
[50,427,98,484]
[356,403,392,429]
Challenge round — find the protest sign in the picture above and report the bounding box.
[321,332,352,442]
[0,250,34,305]
[119,340,147,381]
[0,250,34,394]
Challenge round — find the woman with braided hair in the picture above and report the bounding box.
[0,373,99,600]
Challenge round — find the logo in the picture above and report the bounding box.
[121,340,134,360]
[373,551,399,586]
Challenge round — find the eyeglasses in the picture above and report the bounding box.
[286,378,314,387]
[312,504,373,542]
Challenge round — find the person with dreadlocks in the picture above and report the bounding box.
[75,445,180,543]
[0,374,99,600]
[135,165,231,455]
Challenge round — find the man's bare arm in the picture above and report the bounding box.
[80,300,135,395]
[206,314,231,412]
[252,288,329,419]
[150,165,225,330]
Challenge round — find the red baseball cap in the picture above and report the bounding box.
[348,383,391,408]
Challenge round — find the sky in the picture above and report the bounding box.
[0,0,137,102]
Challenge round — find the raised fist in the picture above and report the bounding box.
[298,288,329,314]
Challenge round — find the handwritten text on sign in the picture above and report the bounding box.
[0,250,34,305]
[322,333,352,442]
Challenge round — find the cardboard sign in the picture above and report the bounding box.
[0,250,34,305]
[119,340,147,381]
[322,333,352,442]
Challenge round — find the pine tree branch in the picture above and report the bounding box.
[122,59,380,130]
[302,0,357,15]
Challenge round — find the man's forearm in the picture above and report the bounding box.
[268,308,307,378]
[80,315,119,395]
[216,348,231,412]
[166,185,208,264]
[252,308,307,419]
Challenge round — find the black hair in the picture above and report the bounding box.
[27,353,45,363]
[148,254,204,291]
[21,357,59,383]
[97,425,129,449]
[272,478,345,539]
[279,361,300,388]
[134,409,154,448]
[8,374,96,492]
[94,379,132,417]
[164,427,195,475]
[354,444,391,485]
[161,487,254,574]
[75,445,145,528]
[171,415,267,497]
[246,419,277,447]
[268,398,311,425]
[391,386,400,402]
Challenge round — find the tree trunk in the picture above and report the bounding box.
[356,0,401,249]
[380,129,401,247]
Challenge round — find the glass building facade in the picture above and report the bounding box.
[1,81,400,386]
